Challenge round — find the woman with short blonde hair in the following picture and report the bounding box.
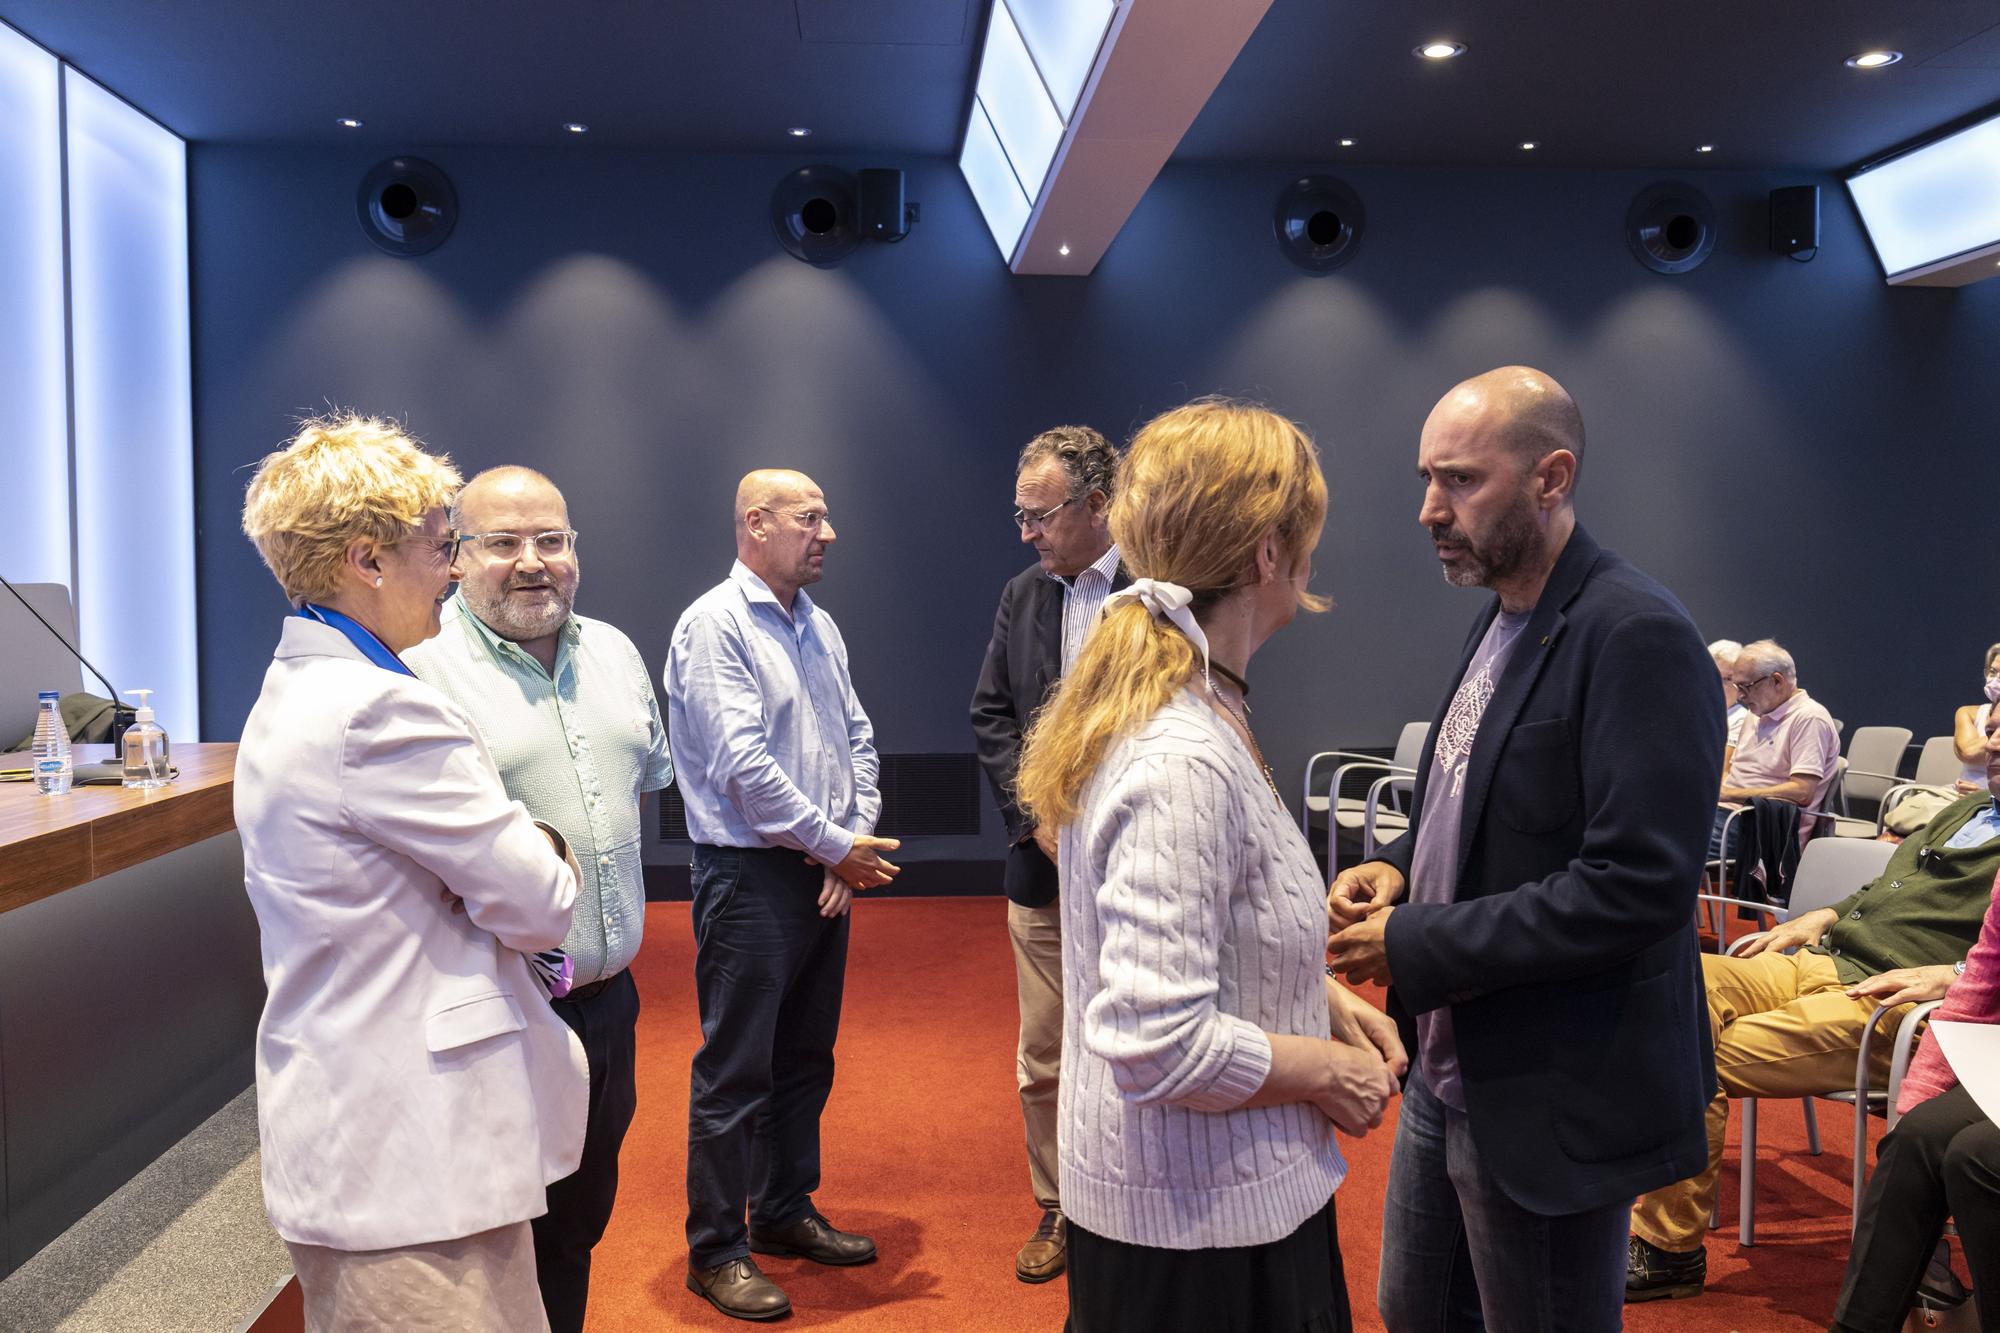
[237,413,586,1333]
[1018,399,1399,1333]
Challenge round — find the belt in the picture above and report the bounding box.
[564,969,625,1005]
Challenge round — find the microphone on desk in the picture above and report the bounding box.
[0,571,135,750]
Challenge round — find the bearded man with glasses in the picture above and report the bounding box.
[971,425,1128,1284]
[404,465,674,1333]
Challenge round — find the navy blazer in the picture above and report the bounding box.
[1375,525,1724,1215]
[970,558,1128,907]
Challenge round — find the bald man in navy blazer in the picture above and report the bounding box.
[1328,368,1723,1333]
[970,425,1127,1285]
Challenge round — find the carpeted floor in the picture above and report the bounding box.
[588,897,1886,1331]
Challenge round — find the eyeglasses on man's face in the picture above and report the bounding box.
[458,529,579,561]
[1012,497,1075,532]
[785,510,831,531]
[1731,672,1775,695]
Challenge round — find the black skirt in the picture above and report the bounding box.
[1064,1196,1352,1333]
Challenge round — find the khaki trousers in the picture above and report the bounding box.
[1629,950,1910,1252]
[1008,899,1063,1211]
[286,1220,549,1333]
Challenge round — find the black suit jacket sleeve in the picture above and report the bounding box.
[971,576,1033,845]
[1385,609,1722,1015]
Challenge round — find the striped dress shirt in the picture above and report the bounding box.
[1055,543,1123,673]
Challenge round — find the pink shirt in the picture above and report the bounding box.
[1726,688,1840,834]
[1898,869,2000,1114]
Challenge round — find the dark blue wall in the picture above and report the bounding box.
[191,146,2000,864]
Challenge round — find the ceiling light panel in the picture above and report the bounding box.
[1004,0,1116,120]
[960,98,1030,259]
[976,0,1065,200]
[1848,109,2000,283]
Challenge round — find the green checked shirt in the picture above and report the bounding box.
[405,592,673,984]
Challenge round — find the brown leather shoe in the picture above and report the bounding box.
[749,1212,877,1266]
[1016,1209,1066,1284]
[686,1257,792,1321]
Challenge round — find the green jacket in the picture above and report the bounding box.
[1811,794,2000,984]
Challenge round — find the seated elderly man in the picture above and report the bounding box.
[1709,638,1839,858]
[1627,708,2000,1302]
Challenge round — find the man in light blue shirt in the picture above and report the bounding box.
[666,468,899,1322]
[403,466,672,1333]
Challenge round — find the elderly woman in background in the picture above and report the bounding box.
[236,414,586,1332]
[1954,641,2000,795]
[1016,400,1401,1333]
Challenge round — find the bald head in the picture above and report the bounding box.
[453,465,566,533]
[1428,366,1585,479]
[734,469,835,605]
[734,469,818,534]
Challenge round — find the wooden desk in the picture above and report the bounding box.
[0,740,259,1278]
[0,743,238,912]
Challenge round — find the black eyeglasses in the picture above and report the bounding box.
[1731,672,1775,695]
[1012,497,1074,531]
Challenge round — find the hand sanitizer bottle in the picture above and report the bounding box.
[120,689,171,790]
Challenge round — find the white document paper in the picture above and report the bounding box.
[1932,1021,2000,1122]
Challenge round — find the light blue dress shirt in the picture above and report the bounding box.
[1946,798,2000,850]
[404,593,674,983]
[664,561,881,864]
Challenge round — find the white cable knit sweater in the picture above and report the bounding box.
[1058,689,1347,1250]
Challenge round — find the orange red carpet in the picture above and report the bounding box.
[572,898,1874,1330]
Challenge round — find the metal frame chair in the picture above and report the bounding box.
[1302,721,1428,871]
[1708,836,1925,1246]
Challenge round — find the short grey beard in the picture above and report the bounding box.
[465,581,574,642]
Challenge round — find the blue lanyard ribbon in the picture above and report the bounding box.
[297,604,416,677]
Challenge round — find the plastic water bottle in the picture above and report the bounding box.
[32,691,72,795]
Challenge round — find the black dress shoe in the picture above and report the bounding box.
[1625,1234,1705,1302]
[749,1212,878,1266]
[686,1257,792,1321]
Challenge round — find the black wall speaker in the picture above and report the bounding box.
[858,168,911,241]
[1273,176,1365,273]
[771,166,861,266]
[356,157,458,257]
[1769,185,1820,259]
[1625,181,1715,274]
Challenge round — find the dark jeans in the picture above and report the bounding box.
[1833,1083,2000,1333]
[533,967,640,1333]
[685,844,849,1270]
[1378,1070,1631,1333]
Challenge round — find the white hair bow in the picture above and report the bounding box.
[1103,577,1211,689]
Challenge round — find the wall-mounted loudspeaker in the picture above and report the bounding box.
[356,157,458,257]
[1768,186,1820,261]
[771,166,861,266]
[858,168,915,241]
[1273,176,1365,274]
[1625,181,1715,275]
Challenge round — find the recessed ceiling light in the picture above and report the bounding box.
[1415,40,1466,60]
[563,122,589,134]
[1338,138,1356,147]
[1058,243,1071,256]
[1696,144,1715,153]
[1518,140,1539,151]
[1845,50,1902,69]
[336,118,364,129]
[788,127,812,138]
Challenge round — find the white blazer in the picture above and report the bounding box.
[235,616,588,1250]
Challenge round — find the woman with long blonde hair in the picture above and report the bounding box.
[1016,399,1401,1333]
